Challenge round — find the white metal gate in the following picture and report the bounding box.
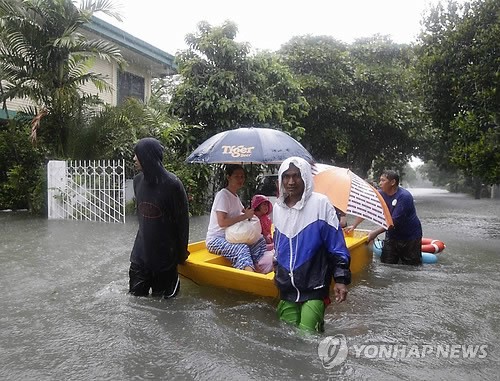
[47,160,126,223]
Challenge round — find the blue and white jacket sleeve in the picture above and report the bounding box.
[321,201,351,285]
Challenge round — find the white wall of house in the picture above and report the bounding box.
[79,57,115,105]
[78,26,156,106]
[3,57,153,113]
[79,57,154,106]
[2,21,166,114]
[1,87,36,112]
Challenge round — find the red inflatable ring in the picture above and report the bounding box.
[421,238,446,253]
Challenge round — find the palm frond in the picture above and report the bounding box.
[80,0,122,22]
[77,38,124,63]
[1,31,31,56]
[1,0,137,158]
[0,0,28,19]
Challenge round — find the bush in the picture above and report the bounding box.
[125,199,136,216]
[0,119,45,212]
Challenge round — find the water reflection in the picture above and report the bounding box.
[1,188,499,380]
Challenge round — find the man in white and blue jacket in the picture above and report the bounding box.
[273,157,351,332]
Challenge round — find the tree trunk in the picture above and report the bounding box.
[491,184,500,199]
[473,178,482,199]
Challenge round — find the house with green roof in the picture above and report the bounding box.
[1,16,176,120]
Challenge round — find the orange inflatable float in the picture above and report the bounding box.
[421,238,446,253]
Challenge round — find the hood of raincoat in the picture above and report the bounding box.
[276,156,313,210]
[134,138,166,184]
[251,194,272,215]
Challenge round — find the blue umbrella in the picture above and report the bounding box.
[186,127,314,164]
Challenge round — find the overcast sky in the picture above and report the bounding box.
[95,0,460,56]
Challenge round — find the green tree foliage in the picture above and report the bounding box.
[169,20,309,142]
[449,112,500,187]
[0,118,45,211]
[279,35,425,176]
[350,37,427,176]
[402,163,417,186]
[0,0,128,211]
[68,98,160,165]
[77,97,211,215]
[418,160,470,192]
[278,36,354,165]
[416,0,500,189]
[0,0,125,157]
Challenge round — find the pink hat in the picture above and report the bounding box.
[251,194,272,215]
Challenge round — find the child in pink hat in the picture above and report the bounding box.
[251,194,274,250]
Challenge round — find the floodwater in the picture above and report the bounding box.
[1,188,499,380]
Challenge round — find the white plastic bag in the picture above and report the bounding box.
[225,216,262,245]
[256,250,275,274]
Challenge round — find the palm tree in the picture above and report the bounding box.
[0,0,125,157]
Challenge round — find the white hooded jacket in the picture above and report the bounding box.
[273,157,351,303]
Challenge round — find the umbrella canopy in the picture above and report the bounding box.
[186,127,314,164]
[312,163,393,230]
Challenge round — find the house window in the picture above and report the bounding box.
[117,71,145,104]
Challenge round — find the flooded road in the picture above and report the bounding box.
[0,188,499,380]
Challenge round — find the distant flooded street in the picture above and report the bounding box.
[1,188,499,380]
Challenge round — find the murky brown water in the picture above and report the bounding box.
[1,188,499,380]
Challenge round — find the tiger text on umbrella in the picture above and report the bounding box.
[222,145,256,158]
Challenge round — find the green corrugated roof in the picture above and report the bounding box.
[81,16,177,74]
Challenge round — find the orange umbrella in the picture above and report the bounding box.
[312,163,393,230]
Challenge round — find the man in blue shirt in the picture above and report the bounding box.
[347,170,422,265]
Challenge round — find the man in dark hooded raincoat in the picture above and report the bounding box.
[129,137,190,298]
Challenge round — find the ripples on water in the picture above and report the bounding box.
[1,188,499,380]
